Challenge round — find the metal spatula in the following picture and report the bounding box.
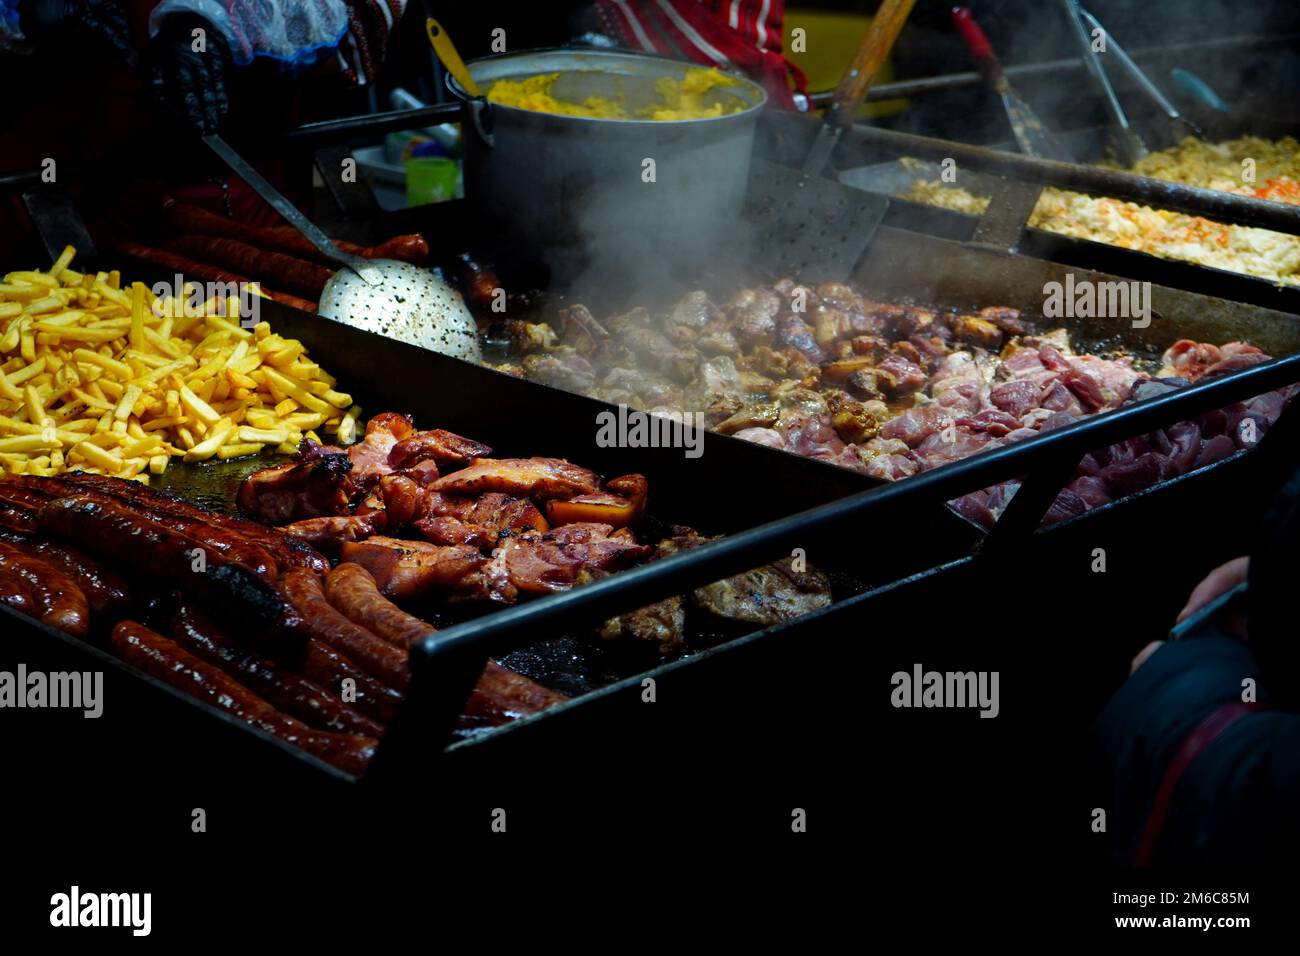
[745,0,916,281]
[952,6,1074,162]
[202,134,481,362]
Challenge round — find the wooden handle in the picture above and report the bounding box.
[830,0,920,123]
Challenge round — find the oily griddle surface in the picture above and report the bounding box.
[147,456,865,700]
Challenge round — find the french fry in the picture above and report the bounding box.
[0,249,354,479]
[182,418,234,462]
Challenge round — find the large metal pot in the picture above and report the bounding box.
[448,49,767,274]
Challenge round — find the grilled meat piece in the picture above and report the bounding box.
[559,303,610,352]
[376,474,438,530]
[668,290,716,329]
[487,319,558,353]
[433,491,548,534]
[236,454,354,524]
[619,326,699,382]
[692,557,832,625]
[347,412,415,490]
[282,513,386,554]
[388,429,492,471]
[658,530,833,626]
[826,392,882,445]
[413,492,548,549]
[413,515,498,550]
[951,314,1004,350]
[456,523,653,604]
[597,595,686,655]
[517,351,598,392]
[340,536,486,601]
[431,457,601,501]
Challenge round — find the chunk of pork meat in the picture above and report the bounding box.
[340,536,485,600]
[431,457,601,501]
[236,453,353,523]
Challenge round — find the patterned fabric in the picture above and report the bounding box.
[335,0,406,84]
[148,0,406,82]
[593,0,804,108]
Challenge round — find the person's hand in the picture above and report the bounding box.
[1132,556,1253,676]
[1176,556,1249,624]
[145,13,231,134]
[23,0,135,62]
[1130,640,1164,675]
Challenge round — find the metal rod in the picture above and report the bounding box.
[807,32,1298,105]
[841,123,1300,237]
[411,350,1300,678]
[281,104,463,149]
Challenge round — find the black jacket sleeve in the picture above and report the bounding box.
[1096,634,1300,863]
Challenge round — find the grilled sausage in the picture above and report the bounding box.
[463,660,570,728]
[60,472,329,575]
[279,568,411,691]
[165,200,429,266]
[0,502,38,534]
[7,475,279,581]
[38,493,300,632]
[24,539,131,618]
[325,563,433,648]
[0,540,90,637]
[172,236,333,298]
[172,600,384,736]
[116,241,319,313]
[0,567,37,616]
[111,621,377,775]
[293,633,404,724]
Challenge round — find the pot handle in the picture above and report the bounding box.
[427,17,495,147]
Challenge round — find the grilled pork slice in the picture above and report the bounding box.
[236,453,354,524]
[455,523,654,604]
[388,429,492,470]
[282,513,387,554]
[340,536,485,600]
[596,594,687,655]
[346,412,415,490]
[660,530,833,626]
[431,457,601,501]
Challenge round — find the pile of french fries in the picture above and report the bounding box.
[0,247,360,481]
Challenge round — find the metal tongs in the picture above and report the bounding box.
[1058,0,1203,166]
